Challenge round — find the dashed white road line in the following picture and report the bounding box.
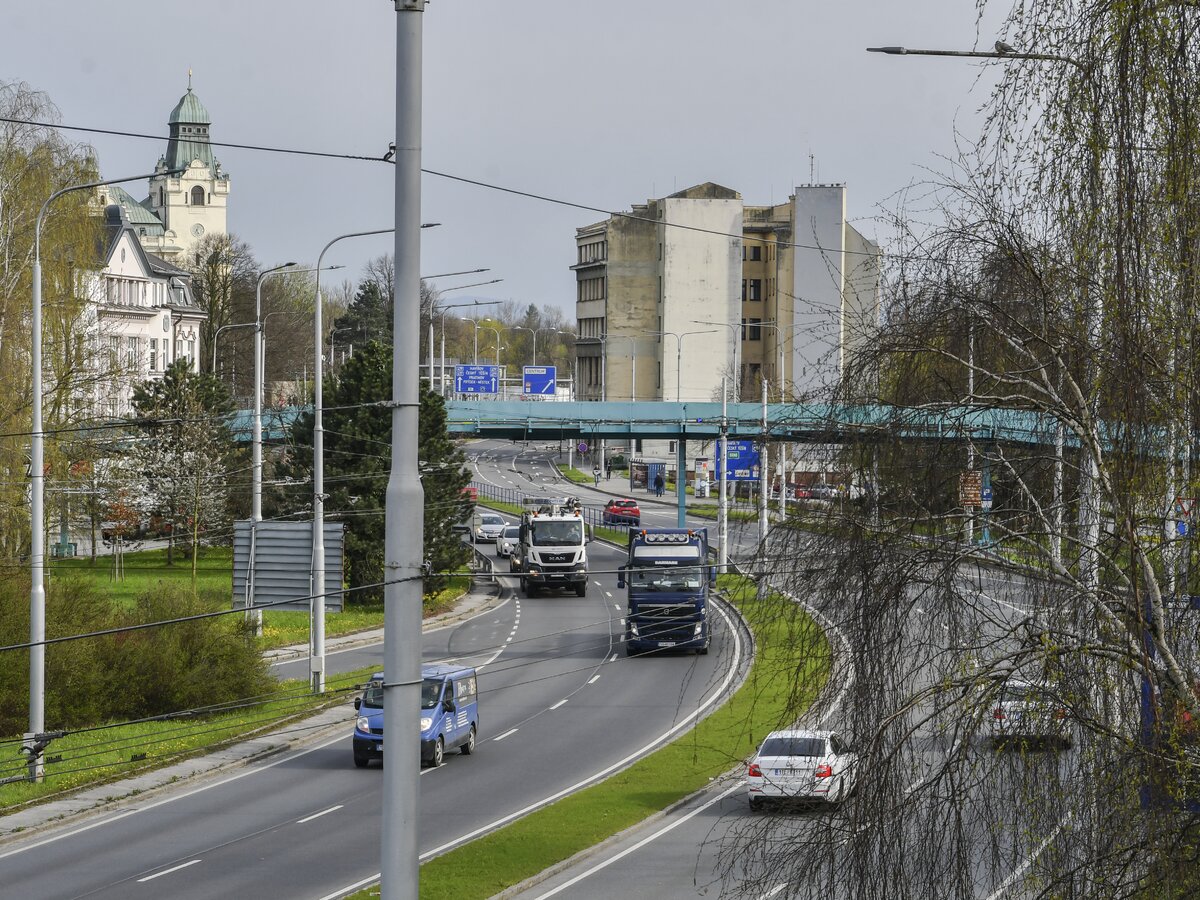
[549,699,568,711]
[609,653,618,662]
[494,728,518,742]
[760,886,788,899]
[587,675,601,685]
[136,859,202,883]
[297,805,343,824]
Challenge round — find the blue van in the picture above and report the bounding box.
[352,664,479,768]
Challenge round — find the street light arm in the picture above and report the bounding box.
[36,167,187,257]
[866,46,1086,71]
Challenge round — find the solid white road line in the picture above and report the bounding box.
[136,859,202,883]
[549,699,568,710]
[494,728,518,742]
[531,783,744,899]
[297,805,343,824]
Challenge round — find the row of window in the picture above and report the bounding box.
[106,278,172,307]
[106,335,195,371]
[742,279,763,302]
[578,276,606,303]
[153,186,210,206]
[743,245,764,261]
[577,240,607,264]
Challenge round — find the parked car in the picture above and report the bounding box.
[602,498,641,526]
[472,512,507,543]
[989,678,1073,749]
[747,729,857,809]
[809,483,838,501]
[496,524,520,559]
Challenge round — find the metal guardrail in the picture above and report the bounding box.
[470,480,639,540]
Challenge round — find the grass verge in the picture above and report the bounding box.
[257,575,472,650]
[352,573,831,899]
[48,546,233,606]
[556,464,593,484]
[0,665,379,814]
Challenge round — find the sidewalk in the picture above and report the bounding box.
[0,577,505,841]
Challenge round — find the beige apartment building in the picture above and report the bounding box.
[573,182,880,405]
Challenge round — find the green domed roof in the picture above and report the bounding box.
[169,88,210,125]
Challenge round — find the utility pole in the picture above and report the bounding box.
[719,377,729,571]
[382,2,425,897]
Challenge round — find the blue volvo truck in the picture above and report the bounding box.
[618,528,714,655]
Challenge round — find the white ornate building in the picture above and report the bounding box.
[85,81,225,416]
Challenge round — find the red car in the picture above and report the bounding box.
[603,498,641,526]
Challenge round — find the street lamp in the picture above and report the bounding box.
[439,296,502,398]
[647,329,717,402]
[601,334,639,401]
[27,165,185,780]
[691,319,741,403]
[866,44,1085,70]
[458,316,480,363]
[308,229,393,692]
[211,321,256,374]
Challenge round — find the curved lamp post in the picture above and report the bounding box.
[28,166,184,780]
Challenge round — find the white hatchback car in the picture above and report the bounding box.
[496,524,520,559]
[747,729,856,809]
[472,512,507,544]
[989,679,1073,749]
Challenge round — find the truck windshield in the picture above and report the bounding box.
[629,563,702,591]
[530,520,583,545]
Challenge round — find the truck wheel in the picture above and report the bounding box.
[431,737,444,767]
[524,582,538,598]
[461,725,476,755]
[575,582,587,597]
[697,645,709,655]
[353,752,369,768]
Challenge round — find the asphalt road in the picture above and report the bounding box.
[502,563,1080,899]
[0,477,746,898]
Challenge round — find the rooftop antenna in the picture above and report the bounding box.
[188,67,193,90]
[809,151,815,184]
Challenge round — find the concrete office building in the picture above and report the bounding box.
[574,182,879,406]
[573,183,742,404]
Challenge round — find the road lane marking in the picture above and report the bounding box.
[588,675,600,684]
[982,815,1072,900]
[761,887,788,899]
[530,782,744,898]
[137,859,202,882]
[609,653,618,662]
[494,728,518,741]
[605,591,613,598]
[549,699,568,710]
[297,804,343,824]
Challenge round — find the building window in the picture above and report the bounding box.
[158,186,164,205]
[191,186,205,206]
[749,246,762,261]
[186,339,196,365]
[577,241,607,264]
[742,318,762,341]
[149,338,157,372]
[107,335,120,367]
[748,279,762,301]
[577,276,605,303]
[126,336,139,368]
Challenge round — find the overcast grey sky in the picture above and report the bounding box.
[7,1,1009,313]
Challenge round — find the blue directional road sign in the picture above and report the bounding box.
[523,365,557,396]
[455,364,500,395]
[716,439,761,481]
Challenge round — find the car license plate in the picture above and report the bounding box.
[660,641,675,647]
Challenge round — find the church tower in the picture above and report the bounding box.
[144,77,231,262]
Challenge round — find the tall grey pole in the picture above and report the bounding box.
[28,168,182,781]
[312,231,392,693]
[440,316,447,398]
[719,377,728,570]
[252,263,297,634]
[384,2,425,896]
[759,378,769,543]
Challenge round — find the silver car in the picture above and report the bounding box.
[472,512,507,544]
[746,729,856,809]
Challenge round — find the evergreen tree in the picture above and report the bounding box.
[285,340,471,603]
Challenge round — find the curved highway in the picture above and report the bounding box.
[0,441,748,899]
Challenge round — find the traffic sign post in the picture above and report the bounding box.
[522,365,556,396]
[716,439,760,481]
[455,364,500,395]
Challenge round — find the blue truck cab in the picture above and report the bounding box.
[352,664,479,768]
[617,529,715,655]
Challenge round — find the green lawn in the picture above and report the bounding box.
[352,574,830,899]
[0,666,379,812]
[49,546,233,607]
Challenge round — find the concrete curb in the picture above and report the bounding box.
[0,577,506,843]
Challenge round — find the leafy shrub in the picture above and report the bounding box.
[0,577,270,736]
